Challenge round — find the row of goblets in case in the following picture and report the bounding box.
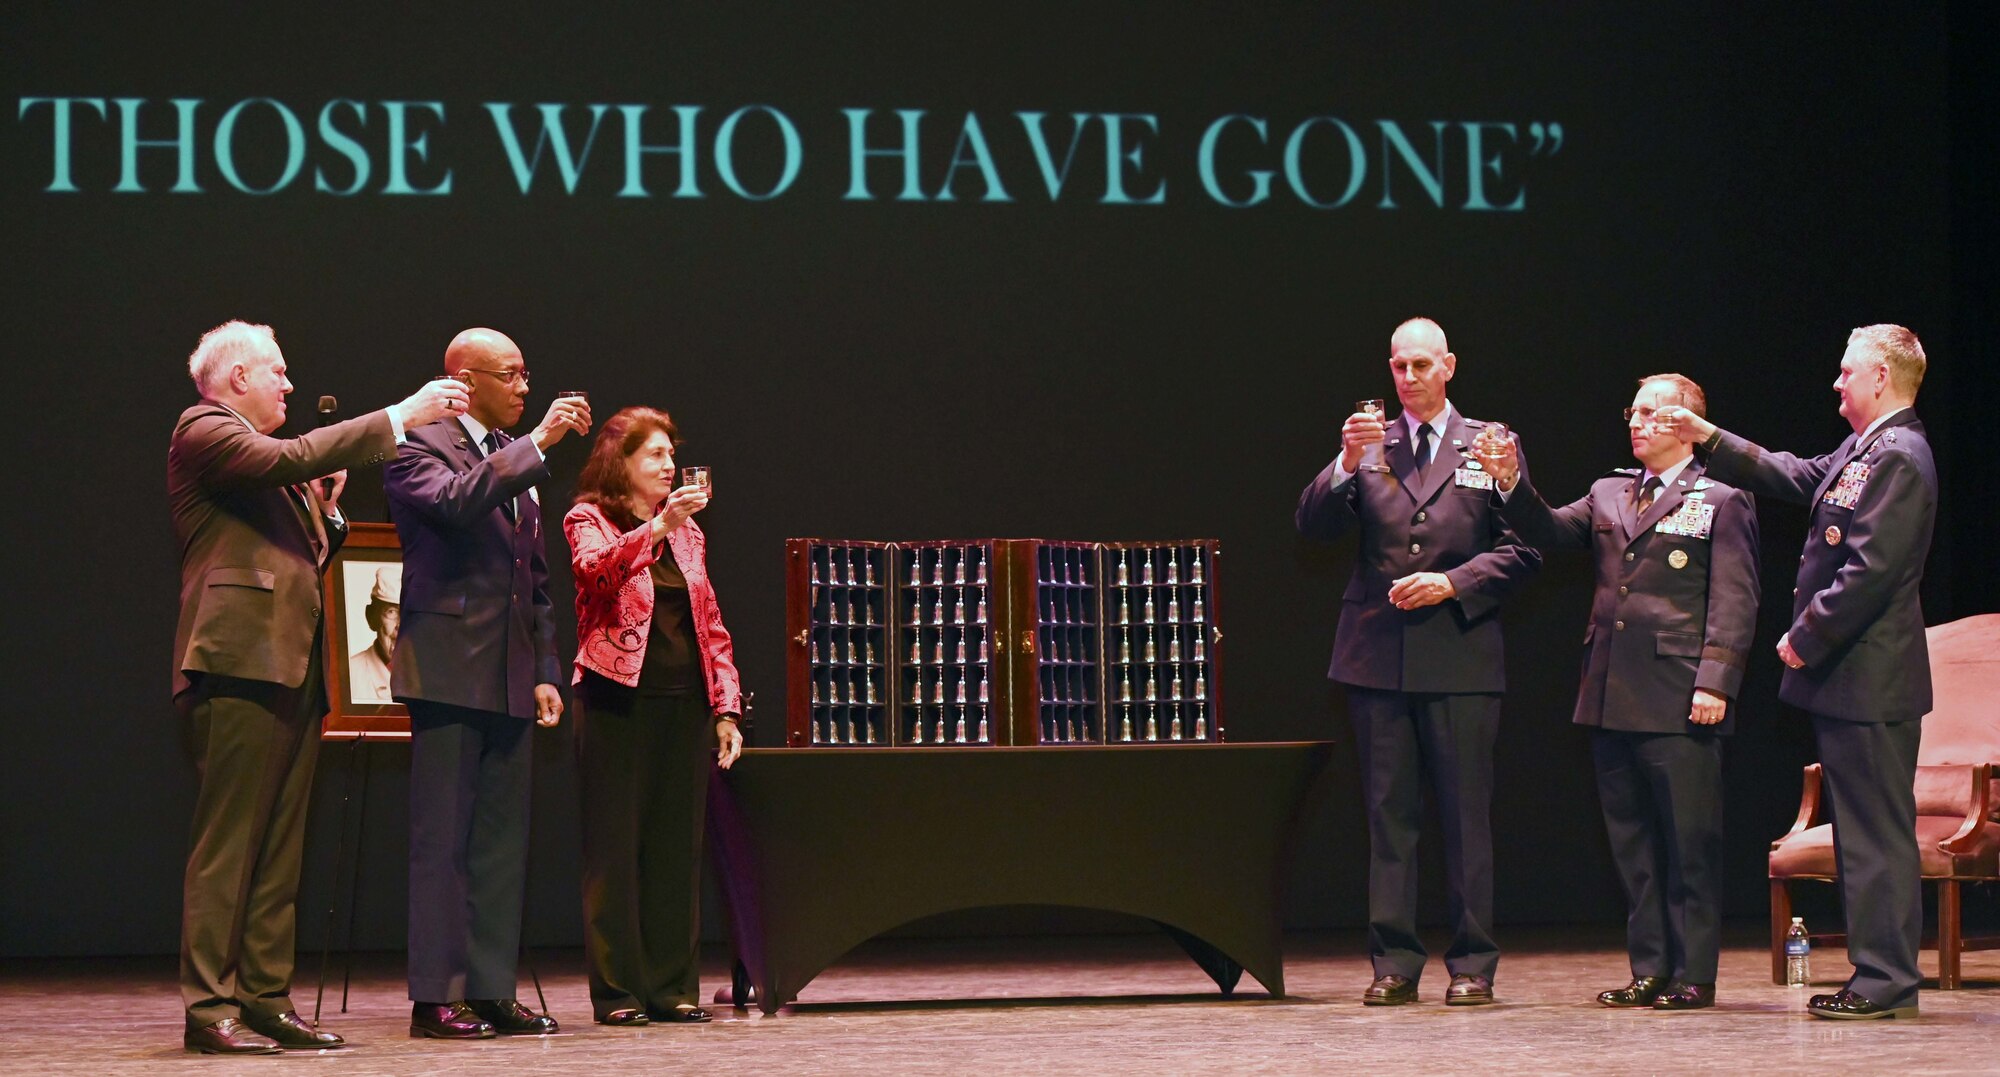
[806,544,899,587]
[1109,582,1207,626]
[902,623,991,667]
[1034,701,1214,744]
[1109,701,1210,743]
[805,584,996,629]
[812,706,903,746]
[804,626,888,667]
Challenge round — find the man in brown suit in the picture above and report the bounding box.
[169,320,466,1053]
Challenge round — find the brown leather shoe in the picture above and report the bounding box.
[467,997,560,1035]
[1362,974,1418,1006]
[410,1001,496,1039]
[184,1016,281,1054]
[1598,976,1669,1007]
[597,1007,650,1026]
[243,1009,345,1048]
[1652,981,1715,1010]
[1444,974,1495,1006]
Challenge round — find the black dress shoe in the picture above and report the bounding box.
[598,1007,650,1026]
[1597,976,1668,1007]
[410,1001,496,1039]
[1652,981,1715,1010]
[1362,974,1418,1006]
[467,997,560,1035]
[184,1017,281,1055]
[648,1005,713,1023]
[1445,974,1495,1006]
[244,1009,346,1048]
[1807,989,1918,1020]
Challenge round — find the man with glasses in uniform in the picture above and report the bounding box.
[1484,374,1759,1011]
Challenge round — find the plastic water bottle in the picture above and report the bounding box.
[1785,917,1811,987]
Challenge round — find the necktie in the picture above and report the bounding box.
[1413,424,1434,477]
[1636,476,1661,516]
[483,432,516,523]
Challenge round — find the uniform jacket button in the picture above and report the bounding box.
[1624,552,1635,562]
[1409,543,1422,555]
[1614,620,1625,630]
[1618,586,1628,596]
[1415,511,1427,523]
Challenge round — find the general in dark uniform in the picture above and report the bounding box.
[1296,317,1541,1006]
[1662,324,1937,1020]
[1491,373,1759,1010]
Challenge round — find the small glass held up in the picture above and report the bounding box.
[679,466,712,495]
[1473,421,1512,463]
[1355,399,1391,473]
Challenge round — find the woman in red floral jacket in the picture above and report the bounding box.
[565,406,742,1027]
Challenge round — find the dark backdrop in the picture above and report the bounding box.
[2,3,1987,957]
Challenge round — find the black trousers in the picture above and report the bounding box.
[577,675,714,1017]
[406,700,534,1003]
[177,659,325,1026]
[1346,687,1501,982]
[1591,729,1724,983]
[1814,715,1924,1007]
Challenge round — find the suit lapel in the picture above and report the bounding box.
[1613,476,1639,543]
[449,419,482,472]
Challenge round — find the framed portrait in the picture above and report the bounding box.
[321,522,409,738]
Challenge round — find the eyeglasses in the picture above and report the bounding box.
[464,367,531,387]
[1622,406,1660,423]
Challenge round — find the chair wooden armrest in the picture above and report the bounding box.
[1774,763,1823,847]
[1940,763,1994,858]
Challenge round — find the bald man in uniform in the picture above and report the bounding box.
[1296,317,1541,1006]
[386,328,591,1039]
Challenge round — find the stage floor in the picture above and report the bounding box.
[5,927,1997,1074]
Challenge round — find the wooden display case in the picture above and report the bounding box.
[784,537,1223,747]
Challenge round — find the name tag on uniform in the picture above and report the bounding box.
[1454,467,1494,490]
[1655,500,1715,539]
[1823,460,1870,508]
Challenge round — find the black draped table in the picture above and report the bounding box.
[705,741,1335,1014]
